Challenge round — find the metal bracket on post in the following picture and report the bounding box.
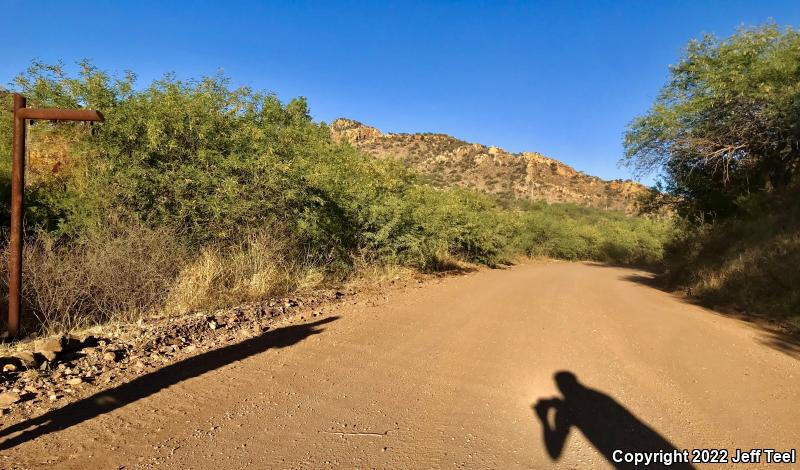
[5,94,104,339]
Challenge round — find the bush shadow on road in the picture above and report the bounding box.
[585,261,800,360]
[0,316,339,450]
[533,371,694,469]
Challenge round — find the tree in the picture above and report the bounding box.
[623,24,800,221]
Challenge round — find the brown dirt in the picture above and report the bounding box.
[1,262,798,469]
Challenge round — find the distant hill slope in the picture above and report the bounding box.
[330,118,646,212]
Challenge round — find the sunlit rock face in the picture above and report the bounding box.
[330,118,647,212]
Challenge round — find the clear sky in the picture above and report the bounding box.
[2,1,799,183]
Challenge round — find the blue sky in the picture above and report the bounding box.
[2,1,799,183]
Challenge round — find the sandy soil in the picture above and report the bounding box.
[1,262,798,469]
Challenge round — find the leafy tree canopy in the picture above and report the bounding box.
[624,24,800,221]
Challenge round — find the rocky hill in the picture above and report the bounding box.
[330,118,646,212]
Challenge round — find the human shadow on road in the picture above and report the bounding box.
[0,316,338,450]
[533,371,694,469]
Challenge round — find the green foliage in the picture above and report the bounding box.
[624,24,800,327]
[0,92,13,228]
[5,61,519,271]
[0,61,673,334]
[512,201,670,265]
[624,24,800,221]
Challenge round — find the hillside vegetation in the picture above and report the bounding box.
[0,62,669,335]
[624,24,800,330]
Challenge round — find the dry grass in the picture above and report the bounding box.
[344,259,421,293]
[0,224,184,336]
[0,227,329,337]
[666,207,800,331]
[165,233,321,315]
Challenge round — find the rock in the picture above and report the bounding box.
[39,361,50,370]
[49,393,59,401]
[252,325,266,335]
[208,320,218,330]
[102,351,118,363]
[0,392,21,407]
[66,377,83,386]
[14,351,38,368]
[3,363,17,372]
[36,337,63,354]
[36,337,63,363]
[238,328,252,339]
[39,350,58,362]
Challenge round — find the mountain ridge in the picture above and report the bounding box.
[329,118,646,212]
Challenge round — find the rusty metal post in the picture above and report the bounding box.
[8,94,26,338]
[5,95,103,338]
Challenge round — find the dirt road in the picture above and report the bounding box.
[2,263,798,469]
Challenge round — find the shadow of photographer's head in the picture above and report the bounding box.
[554,370,580,397]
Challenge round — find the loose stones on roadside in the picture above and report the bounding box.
[35,337,64,362]
[14,351,38,369]
[0,293,321,416]
[36,337,63,354]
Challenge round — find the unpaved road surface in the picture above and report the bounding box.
[2,263,798,469]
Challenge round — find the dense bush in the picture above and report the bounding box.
[0,62,671,334]
[512,202,670,266]
[662,205,800,330]
[624,24,800,327]
[0,223,184,333]
[624,24,800,221]
[1,62,516,269]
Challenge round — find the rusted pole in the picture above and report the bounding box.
[8,94,26,338]
[18,108,105,121]
[5,96,103,338]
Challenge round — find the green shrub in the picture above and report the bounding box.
[0,61,672,335]
[512,201,670,265]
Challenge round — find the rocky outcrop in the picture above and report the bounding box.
[330,118,647,212]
